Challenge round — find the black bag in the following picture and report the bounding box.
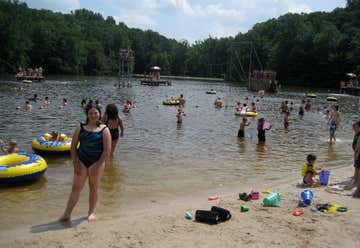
[195,210,219,224]
[211,206,231,222]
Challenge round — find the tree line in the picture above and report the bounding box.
[0,0,359,87]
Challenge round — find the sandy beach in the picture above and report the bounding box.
[1,165,359,248]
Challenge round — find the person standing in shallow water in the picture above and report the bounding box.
[60,104,111,222]
[102,104,124,157]
[352,121,360,198]
[328,105,340,143]
[178,94,186,108]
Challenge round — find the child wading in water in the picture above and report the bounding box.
[328,105,340,143]
[257,118,270,144]
[177,108,185,123]
[284,111,290,129]
[302,154,322,186]
[238,118,250,138]
[8,140,20,153]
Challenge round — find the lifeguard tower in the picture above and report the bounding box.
[118,48,134,87]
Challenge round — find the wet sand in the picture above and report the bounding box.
[1,166,359,248]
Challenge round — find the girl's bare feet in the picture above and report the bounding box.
[88,213,97,222]
[59,214,71,222]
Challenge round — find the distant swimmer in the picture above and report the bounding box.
[328,105,340,143]
[40,96,50,109]
[214,97,223,108]
[258,89,265,97]
[284,110,290,129]
[7,139,20,153]
[238,117,250,138]
[305,99,311,111]
[176,108,185,124]
[178,94,186,107]
[123,100,133,112]
[299,100,305,116]
[26,94,38,102]
[251,102,257,112]
[235,102,241,112]
[81,99,87,110]
[257,118,271,144]
[95,100,101,110]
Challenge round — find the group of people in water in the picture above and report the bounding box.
[206,90,359,198]
[16,67,44,78]
[15,94,68,110]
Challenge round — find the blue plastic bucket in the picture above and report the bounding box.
[301,190,314,204]
[319,170,330,185]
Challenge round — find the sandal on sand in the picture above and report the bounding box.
[239,193,251,201]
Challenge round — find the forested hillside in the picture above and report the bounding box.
[1,0,359,87]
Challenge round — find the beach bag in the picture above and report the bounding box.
[195,210,220,224]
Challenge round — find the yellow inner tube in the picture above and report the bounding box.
[206,91,216,94]
[307,93,316,98]
[32,134,72,152]
[326,96,338,101]
[0,152,47,182]
[163,100,180,105]
[235,111,258,117]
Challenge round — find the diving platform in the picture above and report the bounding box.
[140,79,171,86]
[15,75,45,82]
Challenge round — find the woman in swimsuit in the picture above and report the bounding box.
[60,104,111,222]
[102,104,124,157]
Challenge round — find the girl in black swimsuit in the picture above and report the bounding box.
[102,104,124,157]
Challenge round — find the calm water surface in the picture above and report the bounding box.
[0,77,359,230]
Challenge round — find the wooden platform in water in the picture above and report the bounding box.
[140,79,171,86]
[15,75,45,82]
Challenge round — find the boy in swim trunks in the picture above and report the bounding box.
[328,105,340,143]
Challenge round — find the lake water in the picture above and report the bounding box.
[0,76,359,231]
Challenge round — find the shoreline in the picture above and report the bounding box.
[1,165,359,248]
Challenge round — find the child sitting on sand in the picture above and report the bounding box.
[238,118,250,138]
[302,154,322,186]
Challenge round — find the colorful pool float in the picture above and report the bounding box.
[206,90,217,94]
[0,152,47,183]
[163,99,180,105]
[32,133,72,155]
[235,111,259,117]
[326,96,338,102]
[306,93,317,98]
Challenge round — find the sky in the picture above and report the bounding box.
[23,0,346,43]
